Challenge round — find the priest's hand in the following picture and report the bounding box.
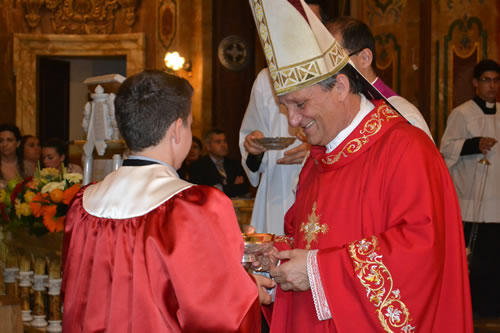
[479,137,497,154]
[244,130,266,155]
[270,249,309,292]
[252,274,275,305]
[250,247,279,272]
[278,142,310,165]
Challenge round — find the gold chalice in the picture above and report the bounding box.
[241,233,275,263]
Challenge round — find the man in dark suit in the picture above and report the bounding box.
[190,129,249,198]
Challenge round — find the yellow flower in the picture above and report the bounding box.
[14,198,31,218]
[41,181,66,194]
[40,168,60,178]
[18,203,31,217]
[0,189,7,205]
[24,190,36,203]
[64,173,83,184]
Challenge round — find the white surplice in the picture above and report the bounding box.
[440,99,500,222]
[239,68,303,235]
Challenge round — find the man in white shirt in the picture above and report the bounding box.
[440,59,500,318]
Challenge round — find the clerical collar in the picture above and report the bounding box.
[124,155,179,177]
[326,94,374,153]
[473,96,496,115]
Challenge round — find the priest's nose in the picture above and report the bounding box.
[287,108,303,128]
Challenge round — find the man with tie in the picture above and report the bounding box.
[61,70,271,332]
[190,128,250,198]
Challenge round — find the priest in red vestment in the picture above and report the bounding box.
[61,70,272,332]
[247,0,473,332]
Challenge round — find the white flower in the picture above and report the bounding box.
[64,173,83,184]
[385,306,402,323]
[41,181,66,194]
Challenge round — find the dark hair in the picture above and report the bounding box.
[325,16,376,67]
[203,129,226,143]
[318,63,362,95]
[114,70,194,152]
[473,59,500,79]
[20,135,37,158]
[192,136,202,150]
[41,138,68,165]
[304,0,329,23]
[0,123,24,179]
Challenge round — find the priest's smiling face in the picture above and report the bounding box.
[279,76,355,146]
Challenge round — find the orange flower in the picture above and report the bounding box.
[50,189,64,203]
[30,193,50,218]
[63,184,81,205]
[42,206,64,232]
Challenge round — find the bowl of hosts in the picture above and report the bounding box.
[21,135,41,177]
[0,124,24,189]
[41,138,83,174]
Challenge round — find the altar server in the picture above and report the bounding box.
[62,70,272,332]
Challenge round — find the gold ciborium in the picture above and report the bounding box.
[241,233,274,263]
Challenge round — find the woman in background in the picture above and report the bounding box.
[0,124,24,188]
[21,135,41,177]
[41,138,82,174]
[178,136,202,181]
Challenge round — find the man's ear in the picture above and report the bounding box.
[472,78,479,90]
[357,48,373,70]
[335,74,350,101]
[172,117,184,144]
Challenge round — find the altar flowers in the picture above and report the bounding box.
[0,166,82,235]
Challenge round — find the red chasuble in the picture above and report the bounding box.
[62,170,260,333]
[268,101,473,332]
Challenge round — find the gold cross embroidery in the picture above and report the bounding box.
[300,202,328,250]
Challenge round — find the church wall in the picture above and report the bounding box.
[353,0,499,143]
[0,0,207,141]
[0,1,498,146]
[431,0,498,142]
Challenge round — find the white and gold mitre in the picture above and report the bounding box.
[249,0,349,96]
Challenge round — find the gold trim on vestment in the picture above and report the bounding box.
[322,104,399,165]
[300,202,328,250]
[349,236,415,333]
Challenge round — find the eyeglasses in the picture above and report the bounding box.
[479,77,500,84]
[348,49,363,57]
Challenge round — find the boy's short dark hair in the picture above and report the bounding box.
[114,70,193,152]
[473,59,500,79]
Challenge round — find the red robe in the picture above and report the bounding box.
[62,165,261,333]
[268,101,473,332]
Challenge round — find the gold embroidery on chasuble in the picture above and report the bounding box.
[300,202,328,250]
[322,104,399,165]
[349,236,415,333]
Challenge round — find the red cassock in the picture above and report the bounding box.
[266,101,473,332]
[62,165,261,333]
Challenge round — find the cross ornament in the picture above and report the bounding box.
[300,202,328,250]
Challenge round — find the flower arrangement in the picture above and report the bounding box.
[0,167,82,235]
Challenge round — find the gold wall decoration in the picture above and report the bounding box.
[365,0,405,25]
[21,0,140,33]
[118,0,138,27]
[158,0,176,50]
[13,33,145,135]
[21,0,45,28]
